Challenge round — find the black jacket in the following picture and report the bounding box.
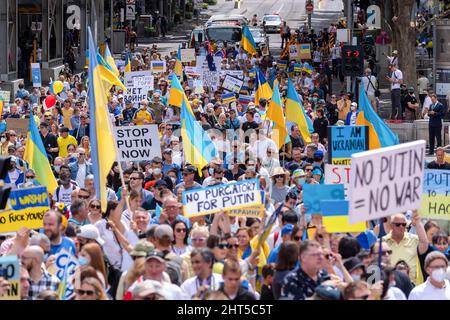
[218,284,256,301]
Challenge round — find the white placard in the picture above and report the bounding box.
[113,125,162,162]
[124,71,154,106]
[325,164,351,197]
[194,80,204,94]
[124,70,153,87]
[133,75,154,88]
[180,48,196,63]
[182,179,261,217]
[348,140,426,223]
[222,75,244,93]
[220,70,244,79]
[150,60,166,73]
[196,55,222,90]
[337,29,349,43]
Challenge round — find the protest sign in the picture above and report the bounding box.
[222,75,243,94]
[180,49,196,63]
[320,200,366,233]
[182,179,261,217]
[328,126,369,165]
[193,80,204,94]
[303,184,345,215]
[6,118,28,137]
[225,205,264,218]
[151,60,166,73]
[220,70,244,79]
[31,63,41,88]
[299,43,311,59]
[113,125,161,162]
[324,164,351,197]
[0,255,20,300]
[185,66,200,77]
[419,169,450,220]
[0,91,10,103]
[124,71,153,106]
[196,56,221,90]
[277,60,288,69]
[348,140,426,224]
[0,186,50,234]
[289,44,301,60]
[47,248,79,300]
[133,75,154,88]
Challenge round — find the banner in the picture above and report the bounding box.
[225,204,264,218]
[47,248,79,300]
[0,255,20,300]
[182,179,261,217]
[220,70,244,79]
[113,125,161,162]
[196,56,222,90]
[320,200,366,233]
[151,60,166,73]
[303,184,345,215]
[222,92,237,104]
[124,71,153,107]
[419,169,450,220]
[349,140,426,224]
[6,118,28,137]
[180,49,196,63]
[222,75,243,94]
[289,44,301,60]
[31,63,41,88]
[328,126,369,165]
[324,164,351,197]
[299,43,312,59]
[0,186,50,234]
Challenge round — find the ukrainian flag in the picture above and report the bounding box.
[124,51,131,73]
[255,68,272,106]
[168,74,184,108]
[320,200,366,233]
[222,92,237,104]
[357,81,399,149]
[23,111,58,194]
[104,44,120,77]
[97,52,127,91]
[174,46,183,82]
[171,75,217,172]
[87,28,117,212]
[286,78,313,144]
[241,25,257,55]
[0,96,3,119]
[266,85,288,150]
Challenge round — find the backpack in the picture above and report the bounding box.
[55,184,77,202]
[163,251,183,286]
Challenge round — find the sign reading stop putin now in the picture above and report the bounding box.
[113,125,162,162]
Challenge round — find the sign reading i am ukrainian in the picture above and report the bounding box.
[327,125,369,165]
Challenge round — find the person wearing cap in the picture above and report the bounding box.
[162,148,181,181]
[57,127,78,158]
[131,280,168,300]
[289,169,306,197]
[404,86,419,121]
[386,63,403,120]
[4,155,25,189]
[270,167,290,205]
[267,224,295,264]
[174,165,202,194]
[313,108,329,143]
[133,100,154,125]
[345,102,360,126]
[343,257,366,281]
[72,112,90,144]
[362,68,378,112]
[77,224,105,249]
[385,49,399,67]
[122,100,137,125]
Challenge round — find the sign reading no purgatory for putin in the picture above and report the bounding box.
[182,179,262,217]
[348,140,426,224]
[113,125,162,162]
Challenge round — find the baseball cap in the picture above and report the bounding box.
[163,148,173,154]
[77,225,105,246]
[152,156,163,164]
[44,111,52,116]
[408,86,414,92]
[130,240,155,257]
[145,250,167,263]
[281,224,294,236]
[118,94,124,99]
[314,150,324,158]
[132,280,166,299]
[154,180,168,189]
[292,169,306,178]
[351,102,358,107]
[343,257,365,273]
[183,165,196,174]
[154,224,174,241]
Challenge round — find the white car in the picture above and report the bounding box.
[262,14,282,33]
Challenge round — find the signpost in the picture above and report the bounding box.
[306,1,314,30]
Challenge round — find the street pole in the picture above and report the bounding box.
[346,0,353,93]
[308,13,312,31]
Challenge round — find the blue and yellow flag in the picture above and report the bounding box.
[266,85,288,149]
[174,46,183,82]
[104,44,120,77]
[241,25,257,55]
[222,92,237,104]
[286,78,313,144]
[97,52,127,91]
[357,81,399,149]
[171,75,217,173]
[23,112,58,194]
[124,51,131,73]
[87,28,117,212]
[320,200,366,233]
[168,74,184,108]
[255,68,272,106]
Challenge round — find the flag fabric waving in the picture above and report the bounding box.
[357,81,399,149]
[285,78,314,144]
[255,68,272,106]
[241,25,257,55]
[96,52,127,91]
[23,112,58,194]
[174,46,183,81]
[124,51,131,73]
[266,85,288,150]
[87,28,118,212]
[104,44,120,76]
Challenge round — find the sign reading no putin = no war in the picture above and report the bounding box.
[182,179,261,217]
[113,125,162,162]
[348,140,426,224]
[419,169,450,220]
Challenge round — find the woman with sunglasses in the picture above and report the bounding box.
[206,234,230,274]
[171,220,191,256]
[88,199,103,224]
[270,167,290,206]
[75,277,109,300]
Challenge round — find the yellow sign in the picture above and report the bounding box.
[225,205,264,218]
[0,255,20,300]
[419,169,450,220]
[332,158,352,165]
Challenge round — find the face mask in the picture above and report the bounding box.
[209,168,214,175]
[247,166,256,172]
[0,138,6,143]
[431,268,446,282]
[78,256,89,266]
[54,165,61,173]
[297,178,306,186]
[351,106,356,111]
[389,281,396,288]
[313,98,318,103]
[26,178,34,184]
[153,168,162,175]
[170,177,176,185]
[351,275,361,281]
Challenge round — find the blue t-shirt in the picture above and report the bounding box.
[49,236,77,256]
[267,244,281,264]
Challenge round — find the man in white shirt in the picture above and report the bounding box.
[362,68,378,112]
[417,70,430,107]
[385,50,399,67]
[385,64,403,120]
[409,251,450,300]
[249,130,278,161]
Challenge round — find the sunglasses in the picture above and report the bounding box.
[175,228,186,233]
[216,243,228,249]
[78,195,89,199]
[305,168,312,172]
[77,289,96,296]
[129,177,141,180]
[226,244,239,249]
[381,250,393,256]
[90,204,101,210]
[356,294,369,300]
[293,236,301,241]
[26,176,34,179]
[392,223,407,227]
[275,175,284,178]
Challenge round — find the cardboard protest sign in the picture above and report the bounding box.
[324,164,351,197]
[0,91,10,103]
[222,75,244,94]
[47,248,79,300]
[193,80,204,94]
[6,118,28,137]
[289,44,301,60]
[328,126,369,165]
[196,56,222,90]
[220,70,244,79]
[225,204,264,218]
[320,200,366,233]
[0,186,50,234]
[151,60,166,73]
[299,43,311,59]
[182,179,261,217]
[349,140,426,224]
[0,255,20,300]
[31,63,41,88]
[113,125,161,162]
[180,48,196,63]
[419,169,450,220]
[124,71,153,106]
[303,184,345,215]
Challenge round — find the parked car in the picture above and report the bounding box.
[249,27,269,49]
[205,14,249,27]
[262,14,282,33]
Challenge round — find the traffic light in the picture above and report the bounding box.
[0,157,12,210]
[342,45,364,77]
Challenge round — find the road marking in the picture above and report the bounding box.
[276,4,284,14]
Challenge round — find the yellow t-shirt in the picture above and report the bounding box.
[383,232,419,282]
[57,135,78,157]
[134,110,153,125]
[62,107,74,130]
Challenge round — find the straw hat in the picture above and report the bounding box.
[271,166,288,178]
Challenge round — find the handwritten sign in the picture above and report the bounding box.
[299,43,311,59]
[0,255,20,300]
[419,169,450,220]
[180,49,196,63]
[325,164,351,197]
[222,75,244,94]
[328,126,369,165]
[303,184,345,215]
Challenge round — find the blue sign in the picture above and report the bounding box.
[303,184,345,214]
[8,186,49,210]
[31,63,41,87]
[328,125,369,164]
